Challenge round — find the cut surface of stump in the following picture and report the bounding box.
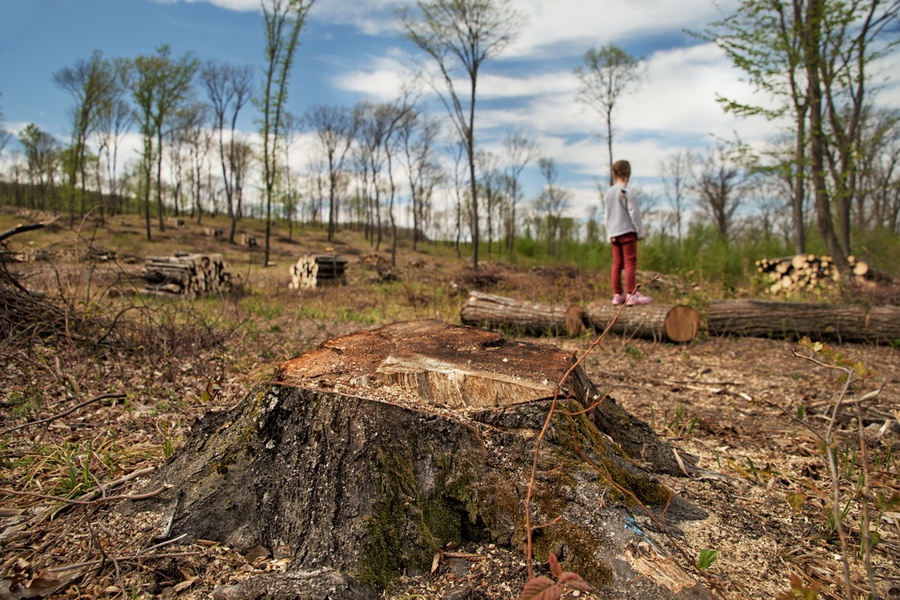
[127,320,706,598]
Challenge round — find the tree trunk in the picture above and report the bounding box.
[459,291,585,337]
[707,299,900,343]
[125,320,705,598]
[584,302,701,343]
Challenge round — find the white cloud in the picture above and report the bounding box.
[509,0,737,58]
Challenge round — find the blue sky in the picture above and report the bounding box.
[1,0,898,224]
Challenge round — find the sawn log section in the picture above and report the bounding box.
[459,290,585,337]
[584,302,701,343]
[707,299,900,343]
[459,293,896,343]
[460,292,701,343]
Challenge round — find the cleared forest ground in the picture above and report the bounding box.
[0,210,897,599]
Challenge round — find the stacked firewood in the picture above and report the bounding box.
[757,254,885,295]
[289,254,347,290]
[142,253,231,297]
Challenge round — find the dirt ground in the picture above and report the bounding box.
[0,215,897,599]
[2,331,895,599]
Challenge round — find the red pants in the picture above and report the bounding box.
[610,232,638,295]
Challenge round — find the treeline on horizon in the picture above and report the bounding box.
[0,175,896,294]
[0,0,898,288]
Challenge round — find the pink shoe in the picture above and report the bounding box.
[612,293,626,305]
[626,292,652,306]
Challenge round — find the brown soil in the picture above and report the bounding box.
[0,211,897,599]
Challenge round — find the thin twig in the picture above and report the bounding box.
[0,392,127,436]
[0,484,171,506]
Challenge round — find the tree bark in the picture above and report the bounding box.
[584,302,701,343]
[126,320,704,598]
[459,291,584,337]
[707,299,900,343]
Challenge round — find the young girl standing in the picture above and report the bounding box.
[605,159,651,305]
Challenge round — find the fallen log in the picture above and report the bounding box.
[459,291,584,337]
[124,320,705,598]
[584,302,701,343]
[707,299,900,343]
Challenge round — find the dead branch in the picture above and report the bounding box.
[0,484,171,506]
[0,392,127,436]
[0,222,45,244]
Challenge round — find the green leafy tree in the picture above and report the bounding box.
[574,44,645,185]
[129,45,200,240]
[18,123,60,210]
[400,0,526,270]
[53,50,119,224]
[699,0,899,269]
[259,0,316,267]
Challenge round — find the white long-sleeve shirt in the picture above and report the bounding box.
[604,184,644,240]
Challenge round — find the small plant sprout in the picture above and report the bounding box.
[518,553,594,600]
[698,548,718,570]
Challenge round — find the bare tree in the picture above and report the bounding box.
[398,108,442,250]
[501,131,537,259]
[575,45,644,185]
[201,60,254,243]
[658,150,695,245]
[446,140,467,257]
[535,157,571,258]
[476,150,504,256]
[281,111,302,239]
[400,0,525,269]
[692,144,756,237]
[18,123,60,210]
[304,104,358,242]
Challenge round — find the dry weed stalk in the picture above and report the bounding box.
[519,278,732,599]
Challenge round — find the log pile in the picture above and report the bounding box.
[757,254,892,295]
[289,254,348,290]
[141,253,231,298]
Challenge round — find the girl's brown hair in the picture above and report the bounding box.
[612,160,631,180]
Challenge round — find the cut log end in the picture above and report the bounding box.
[564,304,585,337]
[664,305,702,343]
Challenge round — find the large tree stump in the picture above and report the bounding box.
[126,320,705,598]
[707,299,900,342]
[459,291,585,337]
[584,302,701,343]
